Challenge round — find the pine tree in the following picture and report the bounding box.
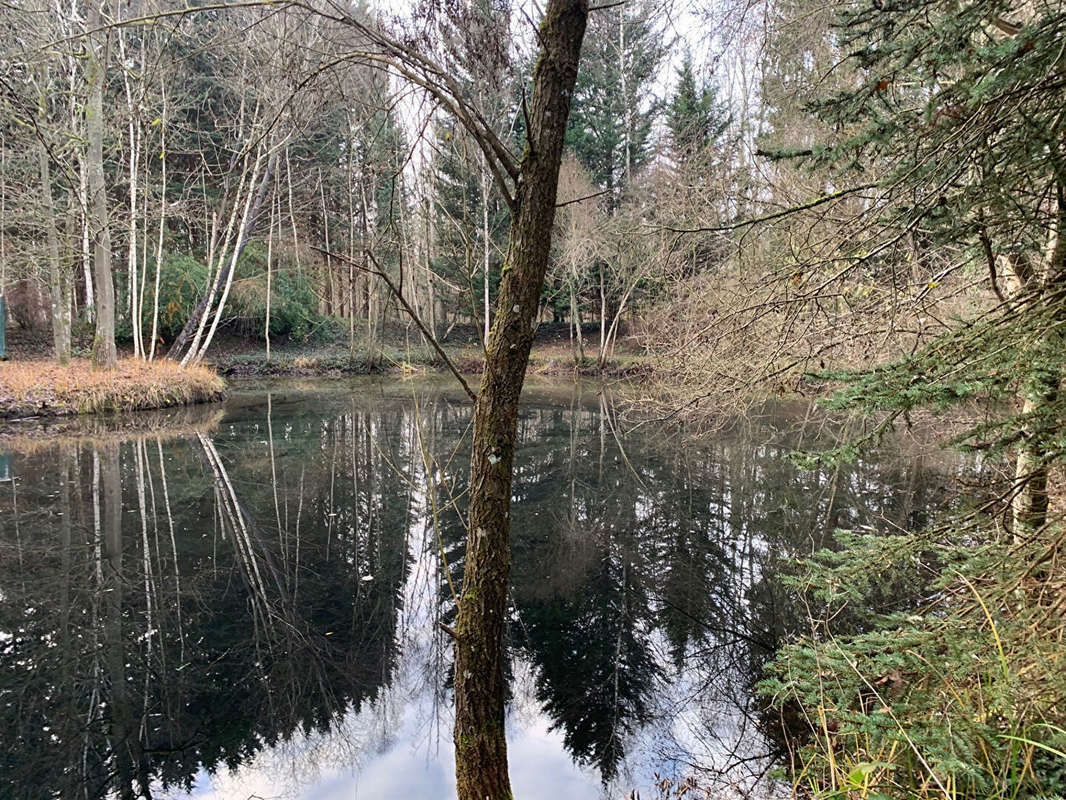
[665,55,731,162]
[565,0,665,196]
[429,0,516,338]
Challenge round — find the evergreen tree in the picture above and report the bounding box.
[665,55,731,161]
[792,0,1066,530]
[565,0,666,196]
[431,122,510,327]
[758,1,1066,794]
[429,0,517,337]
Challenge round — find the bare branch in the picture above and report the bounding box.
[310,246,478,403]
[659,184,879,235]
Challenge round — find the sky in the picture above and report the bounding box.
[368,0,747,195]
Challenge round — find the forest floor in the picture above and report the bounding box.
[0,359,226,418]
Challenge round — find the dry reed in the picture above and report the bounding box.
[0,359,226,417]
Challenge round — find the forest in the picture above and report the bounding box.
[1,0,1065,798]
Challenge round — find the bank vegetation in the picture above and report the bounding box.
[0,360,225,418]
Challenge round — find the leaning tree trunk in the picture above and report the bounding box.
[452,3,588,799]
[166,146,275,363]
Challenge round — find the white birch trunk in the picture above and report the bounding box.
[149,83,167,361]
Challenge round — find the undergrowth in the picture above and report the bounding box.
[759,521,1066,800]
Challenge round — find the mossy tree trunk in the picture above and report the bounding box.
[87,5,117,369]
[453,3,588,799]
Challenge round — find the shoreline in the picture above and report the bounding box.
[0,359,227,419]
[0,345,647,422]
[211,345,653,380]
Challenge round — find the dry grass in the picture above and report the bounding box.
[0,358,226,418]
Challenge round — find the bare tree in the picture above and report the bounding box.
[87,3,117,368]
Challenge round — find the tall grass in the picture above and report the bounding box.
[0,359,226,416]
[759,526,1066,800]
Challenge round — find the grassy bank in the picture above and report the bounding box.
[0,359,226,418]
[211,342,655,380]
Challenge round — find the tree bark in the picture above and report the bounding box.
[1,134,6,297]
[452,3,588,799]
[173,153,254,362]
[87,8,117,368]
[80,158,94,321]
[120,30,142,359]
[482,157,491,348]
[570,283,584,362]
[266,181,275,362]
[1012,186,1066,538]
[38,140,71,363]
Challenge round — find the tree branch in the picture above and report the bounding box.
[977,214,1009,304]
[659,184,879,235]
[310,245,478,402]
[556,188,610,208]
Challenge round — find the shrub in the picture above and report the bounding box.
[117,253,209,345]
[227,243,323,342]
[759,527,1066,800]
[117,246,327,347]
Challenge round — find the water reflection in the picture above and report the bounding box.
[0,379,962,799]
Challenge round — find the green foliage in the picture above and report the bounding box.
[801,0,1066,265]
[227,243,324,343]
[666,55,731,160]
[117,247,328,347]
[772,221,1066,800]
[756,0,1066,794]
[565,0,665,194]
[116,253,209,345]
[759,526,1066,800]
[155,254,211,340]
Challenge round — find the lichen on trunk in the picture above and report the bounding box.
[452,3,589,799]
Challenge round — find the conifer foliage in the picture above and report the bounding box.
[757,0,1066,795]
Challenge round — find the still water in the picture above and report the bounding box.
[0,377,961,799]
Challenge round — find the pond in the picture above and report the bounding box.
[0,377,963,799]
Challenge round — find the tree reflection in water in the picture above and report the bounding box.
[0,379,965,798]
